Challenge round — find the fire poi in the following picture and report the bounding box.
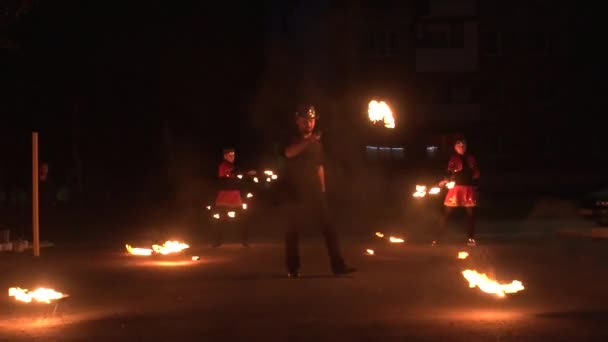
[9,287,68,304]
[366,249,375,255]
[375,232,384,238]
[368,100,395,129]
[458,251,469,259]
[125,244,153,256]
[389,236,405,243]
[462,270,525,297]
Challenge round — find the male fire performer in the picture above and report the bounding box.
[436,136,480,246]
[282,105,356,278]
[212,147,254,247]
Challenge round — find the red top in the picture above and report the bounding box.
[215,160,242,207]
[447,154,480,185]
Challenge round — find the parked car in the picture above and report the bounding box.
[580,188,608,225]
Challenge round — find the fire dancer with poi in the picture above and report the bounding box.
[211,147,254,247]
[435,136,480,247]
[282,105,356,278]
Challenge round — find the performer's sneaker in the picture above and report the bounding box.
[467,238,476,247]
[287,271,300,279]
[333,265,357,276]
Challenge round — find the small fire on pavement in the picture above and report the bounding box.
[389,237,405,243]
[125,244,153,256]
[227,211,236,218]
[366,249,375,255]
[191,256,200,261]
[458,251,469,259]
[413,185,427,198]
[152,241,190,255]
[9,287,68,304]
[246,193,253,198]
[461,270,525,297]
[368,100,395,129]
[242,203,248,210]
[375,232,384,238]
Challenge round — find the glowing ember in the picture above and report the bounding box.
[213,213,220,219]
[458,251,469,259]
[462,270,525,297]
[446,181,455,189]
[237,174,243,179]
[227,211,236,218]
[389,237,405,243]
[242,203,248,210]
[429,187,441,195]
[266,177,271,182]
[126,244,153,256]
[192,256,200,261]
[246,193,253,198]
[368,100,395,129]
[264,170,274,176]
[205,205,211,210]
[271,174,278,180]
[151,240,190,255]
[366,249,375,255]
[375,232,384,238]
[253,177,259,183]
[9,287,67,304]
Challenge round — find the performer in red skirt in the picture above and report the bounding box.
[436,136,480,246]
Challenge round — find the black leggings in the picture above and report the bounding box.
[439,206,476,239]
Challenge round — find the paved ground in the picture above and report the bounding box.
[1,231,607,341]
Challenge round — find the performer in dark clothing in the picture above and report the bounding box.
[436,136,480,246]
[282,105,356,278]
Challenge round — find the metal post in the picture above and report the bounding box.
[32,132,40,257]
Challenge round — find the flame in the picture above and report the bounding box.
[242,203,248,210]
[368,100,395,129]
[389,237,404,243]
[416,185,426,192]
[213,213,220,219]
[253,177,259,183]
[271,174,278,180]
[446,181,455,189]
[375,232,384,238]
[237,174,243,179]
[366,249,375,255]
[246,193,253,198]
[227,211,236,218]
[462,270,525,297]
[413,185,427,198]
[266,177,271,182]
[458,251,469,259]
[9,287,67,304]
[151,241,189,255]
[264,170,274,176]
[192,256,200,261]
[429,187,441,195]
[205,205,211,210]
[126,244,153,256]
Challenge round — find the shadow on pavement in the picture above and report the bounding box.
[536,309,608,320]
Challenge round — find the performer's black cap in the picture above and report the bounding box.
[295,105,318,119]
[222,147,235,154]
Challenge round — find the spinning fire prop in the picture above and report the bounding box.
[9,287,68,304]
[458,251,469,259]
[366,249,375,255]
[368,100,395,129]
[412,181,455,198]
[389,237,405,243]
[375,232,384,238]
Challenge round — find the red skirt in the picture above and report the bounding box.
[444,185,477,207]
[215,190,243,208]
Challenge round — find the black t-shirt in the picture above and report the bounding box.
[283,134,325,198]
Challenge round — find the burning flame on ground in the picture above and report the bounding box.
[205,205,211,210]
[375,232,384,238]
[368,100,395,129]
[266,177,271,182]
[228,211,236,218]
[192,256,200,261]
[389,237,405,243]
[246,193,253,198]
[253,177,259,183]
[271,174,278,180]
[151,241,190,255]
[237,175,243,179]
[366,249,375,255]
[213,213,220,219]
[9,287,67,304]
[125,244,153,256]
[458,251,469,259]
[242,203,248,210]
[462,270,525,297]
[264,170,274,176]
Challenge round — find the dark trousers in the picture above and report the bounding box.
[285,197,345,273]
[212,208,248,245]
[437,206,476,240]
